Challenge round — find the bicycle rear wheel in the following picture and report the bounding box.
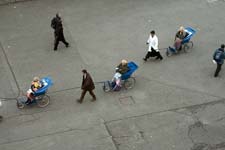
[124,77,136,89]
[37,95,50,108]
[184,41,193,53]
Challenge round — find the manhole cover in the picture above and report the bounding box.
[118,96,135,106]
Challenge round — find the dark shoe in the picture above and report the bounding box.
[155,57,159,60]
[76,99,82,103]
[143,58,147,61]
[54,48,57,51]
[66,43,69,48]
[160,57,163,60]
[91,97,96,102]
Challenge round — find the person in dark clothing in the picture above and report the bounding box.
[77,69,96,103]
[51,13,69,51]
[213,44,225,77]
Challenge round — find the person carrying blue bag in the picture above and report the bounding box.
[213,44,225,77]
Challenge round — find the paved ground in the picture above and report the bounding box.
[0,0,225,150]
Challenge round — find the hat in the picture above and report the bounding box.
[150,30,155,34]
[121,59,128,65]
[221,44,225,49]
[179,26,184,31]
[82,69,87,73]
[33,76,40,82]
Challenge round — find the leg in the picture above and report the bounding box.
[89,90,96,101]
[78,90,87,103]
[214,63,222,77]
[54,36,59,51]
[143,51,151,61]
[174,38,182,50]
[155,51,163,60]
[61,33,69,47]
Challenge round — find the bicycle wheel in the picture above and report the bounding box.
[124,77,136,89]
[166,49,172,57]
[37,95,50,108]
[17,101,25,109]
[103,81,112,92]
[184,41,193,53]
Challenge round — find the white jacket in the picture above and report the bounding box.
[147,35,158,52]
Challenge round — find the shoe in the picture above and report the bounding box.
[155,57,159,60]
[76,99,82,103]
[91,98,96,102]
[143,58,147,61]
[66,43,69,48]
[160,57,163,60]
[54,48,57,51]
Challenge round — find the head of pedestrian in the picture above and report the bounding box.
[56,13,61,18]
[121,59,128,66]
[150,30,155,37]
[179,26,185,33]
[82,69,87,74]
[221,44,225,49]
[32,76,41,88]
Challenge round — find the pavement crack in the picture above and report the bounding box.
[102,119,119,150]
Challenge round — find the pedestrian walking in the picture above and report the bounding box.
[213,44,225,77]
[77,69,96,103]
[143,30,163,61]
[51,13,69,51]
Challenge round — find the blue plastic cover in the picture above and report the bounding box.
[121,62,138,80]
[34,77,53,95]
[182,27,196,44]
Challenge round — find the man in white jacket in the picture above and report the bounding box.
[143,30,163,61]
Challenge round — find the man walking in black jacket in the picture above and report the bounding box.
[51,13,69,51]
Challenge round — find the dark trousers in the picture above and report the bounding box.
[54,33,69,50]
[144,48,163,60]
[79,89,96,102]
[214,63,222,77]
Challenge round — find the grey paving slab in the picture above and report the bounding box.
[106,100,225,150]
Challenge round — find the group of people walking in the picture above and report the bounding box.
[142,26,225,78]
[48,13,225,104]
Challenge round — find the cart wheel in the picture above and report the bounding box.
[166,49,172,57]
[37,95,50,108]
[184,41,193,53]
[103,81,111,92]
[17,101,25,109]
[124,77,136,89]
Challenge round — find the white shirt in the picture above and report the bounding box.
[147,34,158,52]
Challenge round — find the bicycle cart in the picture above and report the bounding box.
[166,27,196,56]
[17,77,53,109]
[102,61,138,92]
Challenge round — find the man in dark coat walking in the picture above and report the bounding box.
[51,13,69,51]
[213,44,225,77]
[77,69,96,103]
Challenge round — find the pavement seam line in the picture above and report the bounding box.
[0,0,35,6]
[0,41,20,100]
[139,75,225,100]
[102,119,119,150]
[105,98,225,124]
